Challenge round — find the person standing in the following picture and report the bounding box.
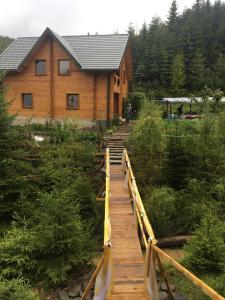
[177,104,183,119]
[125,103,132,124]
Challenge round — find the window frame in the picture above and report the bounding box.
[35,59,47,76]
[66,94,80,110]
[58,59,70,76]
[22,93,33,109]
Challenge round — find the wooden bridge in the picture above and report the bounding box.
[81,126,225,300]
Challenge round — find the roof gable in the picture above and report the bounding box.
[0,27,129,71]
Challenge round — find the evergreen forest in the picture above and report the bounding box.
[129,0,225,97]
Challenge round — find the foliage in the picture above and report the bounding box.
[129,0,225,95]
[128,100,165,186]
[171,53,186,96]
[184,213,225,273]
[129,90,225,238]
[0,88,101,288]
[0,138,97,287]
[0,278,40,300]
[144,186,177,237]
[0,36,13,54]
[0,86,36,220]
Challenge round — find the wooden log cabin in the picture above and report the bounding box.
[0,27,132,124]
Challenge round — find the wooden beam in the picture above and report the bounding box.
[81,255,104,300]
[155,252,174,300]
[49,37,54,118]
[152,244,225,300]
[93,74,97,120]
[107,74,111,126]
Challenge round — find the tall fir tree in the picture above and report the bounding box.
[168,0,178,29]
[213,53,225,91]
[190,50,206,91]
[171,53,186,95]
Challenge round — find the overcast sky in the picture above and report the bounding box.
[0,0,217,38]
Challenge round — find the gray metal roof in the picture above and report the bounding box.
[0,27,129,71]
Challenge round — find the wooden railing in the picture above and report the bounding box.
[81,148,112,300]
[122,149,225,300]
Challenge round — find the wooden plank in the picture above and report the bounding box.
[107,164,151,300]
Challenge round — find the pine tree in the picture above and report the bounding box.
[190,50,206,91]
[0,83,33,220]
[168,0,178,29]
[171,53,186,95]
[213,53,225,91]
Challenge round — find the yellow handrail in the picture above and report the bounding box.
[81,255,104,300]
[122,148,225,300]
[153,244,225,300]
[123,149,155,241]
[104,148,111,246]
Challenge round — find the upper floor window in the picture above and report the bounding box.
[22,93,33,108]
[58,60,70,75]
[67,94,79,110]
[35,60,46,75]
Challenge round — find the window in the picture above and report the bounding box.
[58,60,70,75]
[35,60,46,75]
[22,94,33,108]
[67,94,79,110]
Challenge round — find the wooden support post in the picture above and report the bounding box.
[155,252,174,300]
[133,193,138,230]
[136,207,147,248]
[145,240,152,278]
[81,255,104,300]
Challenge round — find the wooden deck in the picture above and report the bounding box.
[107,165,150,300]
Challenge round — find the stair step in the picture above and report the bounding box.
[107,143,125,146]
[110,160,122,164]
[108,146,125,148]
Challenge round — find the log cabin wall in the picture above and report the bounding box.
[5,38,52,118]
[4,36,130,122]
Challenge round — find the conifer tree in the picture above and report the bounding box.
[213,53,225,91]
[168,0,178,29]
[171,53,186,95]
[190,50,205,91]
[0,81,33,219]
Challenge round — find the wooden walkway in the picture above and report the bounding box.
[107,165,150,300]
[82,124,225,300]
[105,123,150,299]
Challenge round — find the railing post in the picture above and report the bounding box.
[122,148,126,171]
[133,191,138,230]
[155,252,174,300]
[145,238,159,300]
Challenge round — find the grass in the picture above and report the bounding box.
[160,251,225,299]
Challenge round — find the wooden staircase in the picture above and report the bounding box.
[104,124,133,165]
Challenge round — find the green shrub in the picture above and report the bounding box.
[129,100,165,186]
[0,278,40,300]
[0,188,93,287]
[184,213,225,273]
[144,186,177,237]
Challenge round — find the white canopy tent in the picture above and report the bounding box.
[162,97,225,103]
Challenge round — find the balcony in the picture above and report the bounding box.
[113,74,120,92]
